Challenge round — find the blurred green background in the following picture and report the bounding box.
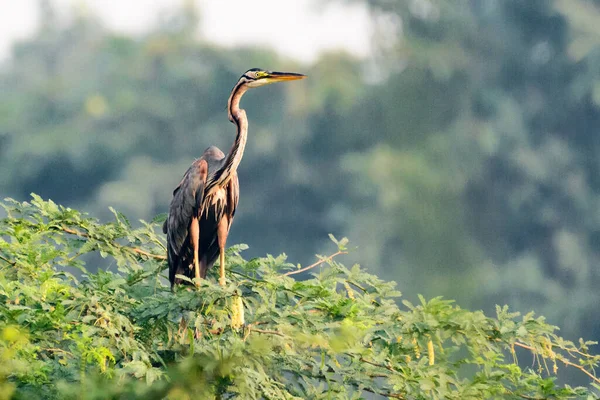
[1,0,600,345]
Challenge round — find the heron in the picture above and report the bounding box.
[163,68,306,289]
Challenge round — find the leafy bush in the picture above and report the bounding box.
[0,195,599,399]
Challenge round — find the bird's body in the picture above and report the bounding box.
[163,146,238,285]
[163,68,305,288]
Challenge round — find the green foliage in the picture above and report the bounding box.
[0,196,599,399]
[5,0,600,347]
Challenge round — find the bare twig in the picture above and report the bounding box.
[250,327,287,337]
[565,347,597,360]
[132,247,166,260]
[230,270,266,283]
[284,251,347,276]
[346,280,367,292]
[60,226,88,237]
[0,253,15,266]
[557,356,599,383]
[360,357,396,373]
[44,348,74,356]
[375,392,404,399]
[510,393,546,400]
[514,341,600,384]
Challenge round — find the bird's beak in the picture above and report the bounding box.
[266,71,307,82]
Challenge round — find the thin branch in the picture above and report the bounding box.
[514,341,600,385]
[0,253,15,266]
[132,247,166,260]
[511,393,546,400]
[365,372,388,378]
[374,391,404,399]
[60,226,88,237]
[346,280,367,293]
[250,327,287,338]
[44,348,74,356]
[284,251,347,276]
[230,269,266,283]
[565,347,597,360]
[360,357,396,373]
[557,357,599,384]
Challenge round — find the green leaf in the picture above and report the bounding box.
[151,213,168,225]
[0,195,598,399]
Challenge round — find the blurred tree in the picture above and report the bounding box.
[337,0,600,342]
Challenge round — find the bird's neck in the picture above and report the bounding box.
[212,83,249,188]
[224,108,248,180]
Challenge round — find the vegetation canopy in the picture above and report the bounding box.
[0,195,599,399]
[4,0,600,346]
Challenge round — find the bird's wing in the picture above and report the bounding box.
[227,171,239,223]
[167,159,208,254]
[165,159,208,284]
[163,175,188,234]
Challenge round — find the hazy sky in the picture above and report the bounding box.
[0,0,372,62]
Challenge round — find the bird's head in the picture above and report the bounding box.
[241,68,306,88]
[227,68,306,121]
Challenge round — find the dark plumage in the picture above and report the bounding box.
[163,68,305,289]
[163,147,238,286]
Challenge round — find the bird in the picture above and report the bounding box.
[163,68,306,289]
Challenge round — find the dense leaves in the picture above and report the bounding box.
[0,196,598,399]
[4,0,600,344]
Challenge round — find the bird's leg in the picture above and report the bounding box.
[217,217,229,286]
[190,216,201,287]
[219,250,226,286]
